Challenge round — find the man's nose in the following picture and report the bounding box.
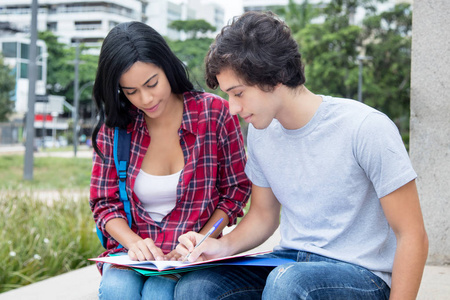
[229,97,242,115]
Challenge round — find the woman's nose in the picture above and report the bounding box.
[140,89,153,105]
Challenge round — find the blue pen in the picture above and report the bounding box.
[183,217,224,262]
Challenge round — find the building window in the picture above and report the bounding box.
[47,22,57,31]
[38,65,43,80]
[75,21,101,31]
[109,21,119,30]
[20,62,27,78]
[20,43,29,59]
[2,42,17,58]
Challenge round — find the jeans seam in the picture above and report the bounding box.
[306,285,387,298]
[353,263,386,290]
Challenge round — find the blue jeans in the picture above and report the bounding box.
[174,250,390,300]
[99,263,179,300]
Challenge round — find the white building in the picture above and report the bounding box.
[243,0,315,12]
[146,0,225,40]
[189,0,225,34]
[0,0,225,118]
[0,36,47,113]
[0,0,141,46]
[0,0,226,43]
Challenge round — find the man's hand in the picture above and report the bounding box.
[176,231,227,262]
[164,249,183,261]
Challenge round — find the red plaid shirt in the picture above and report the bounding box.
[90,91,251,261]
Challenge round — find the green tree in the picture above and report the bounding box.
[272,0,320,33]
[38,31,98,111]
[169,19,216,39]
[0,55,16,121]
[166,20,218,94]
[38,31,72,94]
[294,0,363,98]
[167,37,215,92]
[281,0,410,142]
[362,3,412,136]
[166,20,244,135]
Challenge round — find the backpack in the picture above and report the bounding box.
[96,127,132,249]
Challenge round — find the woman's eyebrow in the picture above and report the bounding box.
[121,74,158,89]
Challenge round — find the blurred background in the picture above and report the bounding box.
[0,0,413,153]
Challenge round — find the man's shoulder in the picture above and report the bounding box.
[323,95,381,117]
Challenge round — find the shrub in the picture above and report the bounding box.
[0,190,103,293]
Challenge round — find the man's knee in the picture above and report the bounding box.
[263,263,301,298]
[174,271,221,300]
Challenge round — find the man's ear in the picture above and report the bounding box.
[273,83,283,91]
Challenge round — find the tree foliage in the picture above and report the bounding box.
[38,31,72,94]
[33,4,412,142]
[166,19,223,96]
[0,55,16,121]
[362,3,412,133]
[38,31,98,113]
[276,0,411,139]
[167,37,215,93]
[169,19,216,39]
[271,0,320,33]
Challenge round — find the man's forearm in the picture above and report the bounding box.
[389,232,429,299]
[220,206,279,256]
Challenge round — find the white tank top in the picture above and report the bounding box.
[134,169,182,222]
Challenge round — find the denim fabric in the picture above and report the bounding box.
[174,250,390,300]
[263,250,390,299]
[99,263,178,300]
[174,265,273,300]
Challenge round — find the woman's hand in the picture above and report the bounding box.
[127,238,165,261]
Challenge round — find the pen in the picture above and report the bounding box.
[182,217,223,263]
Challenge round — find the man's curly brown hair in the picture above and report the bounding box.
[205,11,305,92]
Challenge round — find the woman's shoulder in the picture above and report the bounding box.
[184,91,229,112]
[98,123,114,137]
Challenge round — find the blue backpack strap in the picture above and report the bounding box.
[113,127,133,231]
[96,127,132,249]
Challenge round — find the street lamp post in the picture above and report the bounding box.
[357,55,373,103]
[38,53,49,148]
[23,0,38,180]
[73,80,94,154]
[73,40,80,157]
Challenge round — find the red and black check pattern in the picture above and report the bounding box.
[90,91,251,263]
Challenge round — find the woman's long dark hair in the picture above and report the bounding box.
[92,21,194,157]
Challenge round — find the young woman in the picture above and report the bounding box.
[175,11,428,300]
[89,21,250,300]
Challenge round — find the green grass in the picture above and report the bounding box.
[0,155,92,190]
[0,154,102,293]
[0,191,103,293]
[0,154,251,293]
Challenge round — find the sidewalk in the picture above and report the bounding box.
[1,228,449,299]
[0,144,92,158]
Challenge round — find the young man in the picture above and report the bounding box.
[174,11,428,300]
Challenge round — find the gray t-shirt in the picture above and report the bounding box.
[245,95,417,287]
